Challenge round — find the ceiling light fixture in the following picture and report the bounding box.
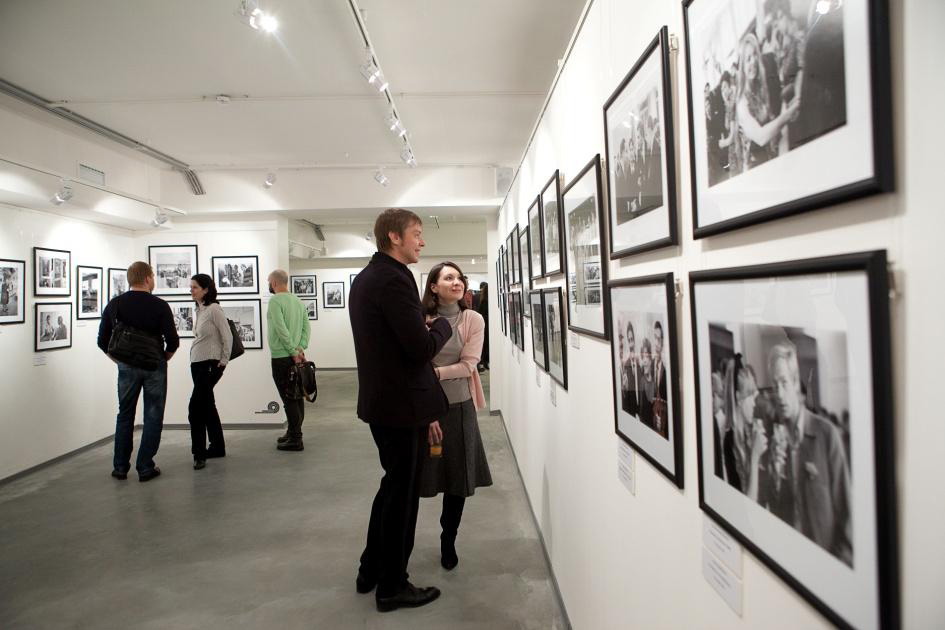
[400,147,417,168]
[264,172,277,188]
[359,51,389,92]
[373,168,389,187]
[51,183,73,205]
[236,0,278,33]
[386,113,407,137]
[152,209,169,227]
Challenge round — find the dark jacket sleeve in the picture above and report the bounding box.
[97,301,114,354]
[378,273,452,365]
[159,301,180,353]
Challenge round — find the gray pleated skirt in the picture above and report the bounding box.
[419,399,493,498]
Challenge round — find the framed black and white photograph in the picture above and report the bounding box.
[683,0,893,238]
[507,226,521,286]
[291,274,316,296]
[527,197,544,280]
[604,26,678,257]
[499,290,507,337]
[149,245,198,296]
[518,225,532,292]
[0,258,26,325]
[690,250,896,630]
[167,300,196,338]
[562,155,609,340]
[501,244,510,291]
[107,267,127,302]
[301,298,318,321]
[540,171,564,276]
[76,265,103,320]
[220,299,263,350]
[323,281,345,309]
[543,287,568,389]
[529,290,547,370]
[212,255,259,294]
[35,302,71,351]
[33,247,71,297]
[508,290,524,351]
[609,273,683,487]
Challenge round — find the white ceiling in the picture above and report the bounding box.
[0,0,585,169]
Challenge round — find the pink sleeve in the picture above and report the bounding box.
[436,311,484,380]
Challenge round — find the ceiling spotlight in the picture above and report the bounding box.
[373,168,389,187]
[257,12,278,32]
[152,209,169,227]
[400,147,417,168]
[236,0,278,33]
[264,172,277,188]
[51,184,73,205]
[359,55,389,92]
[386,113,407,137]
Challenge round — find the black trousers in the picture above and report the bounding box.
[188,360,225,458]
[359,423,427,597]
[271,357,305,439]
[440,494,466,541]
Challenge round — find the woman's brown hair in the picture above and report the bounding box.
[421,261,468,316]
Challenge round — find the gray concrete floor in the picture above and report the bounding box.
[0,371,567,630]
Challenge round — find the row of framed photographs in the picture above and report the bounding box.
[289,274,359,310]
[499,249,895,630]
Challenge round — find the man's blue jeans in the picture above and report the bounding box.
[113,361,167,474]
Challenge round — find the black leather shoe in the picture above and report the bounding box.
[111,470,127,480]
[376,582,440,613]
[205,450,226,459]
[356,572,376,594]
[276,433,291,444]
[138,467,162,482]
[441,538,458,570]
[193,459,206,470]
[277,440,304,451]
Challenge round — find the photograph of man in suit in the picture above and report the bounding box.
[620,320,641,418]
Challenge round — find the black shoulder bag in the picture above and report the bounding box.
[106,296,165,370]
[227,317,245,361]
[287,361,318,403]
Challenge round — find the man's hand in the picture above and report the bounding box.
[292,350,305,364]
[428,421,443,446]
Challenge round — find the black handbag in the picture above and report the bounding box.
[288,361,318,403]
[106,297,165,370]
[227,318,245,361]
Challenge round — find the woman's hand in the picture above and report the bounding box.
[217,361,226,370]
[428,421,443,446]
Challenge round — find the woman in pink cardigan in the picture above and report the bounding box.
[418,261,492,570]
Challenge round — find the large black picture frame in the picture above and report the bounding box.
[540,170,565,276]
[682,0,894,239]
[0,258,27,325]
[76,265,103,320]
[561,154,610,341]
[34,302,72,352]
[607,272,683,488]
[211,255,260,295]
[149,244,198,297]
[543,286,568,390]
[33,246,71,297]
[603,26,678,258]
[689,250,897,630]
[518,225,532,293]
[527,197,544,280]
[323,281,345,309]
[529,289,548,371]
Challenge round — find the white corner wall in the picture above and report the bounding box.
[491,0,944,629]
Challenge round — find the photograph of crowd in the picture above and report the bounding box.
[617,314,671,440]
[563,156,607,339]
[0,259,25,324]
[34,247,70,296]
[169,301,196,337]
[213,256,258,294]
[541,172,563,276]
[508,291,524,350]
[108,268,127,301]
[530,290,547,370]
[610,85,665,221]
[149,245,197,295]
[220,300,262,349]
[35,302,71,351]
[696,0,846,187]
[324,282,345,309]
[544,287,567,389]
[291,275,316,296]
[708,322,852,566]
[77,266,102,319]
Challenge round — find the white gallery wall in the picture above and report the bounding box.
[491,0,944,629]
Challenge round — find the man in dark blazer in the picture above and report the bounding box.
[349,208,453,612]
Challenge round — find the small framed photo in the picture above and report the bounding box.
[76,265,103,320]
[301,298,318,321]
[149,245,198,296]
[529,290,547,370]
[220,299,263,350]
[683,0,894,238]
[0,258,26,325]
[107,267,127,302]
[540,171,564,276]
[291,275,316,296]
[507,227,521,286]
[562,155,609,340]
[518,226,532,291]
[690,250,896,630]
[543,286,568,389]
[33,247,71,296]
[499,290,507,336]
[508,290,524,351]
[604,26,678,258]
[167,300,196,338]
[608,273,683,487]
[212,255,259,294]
[35,302,72,351]
[527,197,544,279]
[583,261,601,283]
[501,244,510,291]
[323,281,345,309]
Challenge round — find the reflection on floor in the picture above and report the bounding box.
[0,370,567,630]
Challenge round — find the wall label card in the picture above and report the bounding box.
[702,546,743,616]
[571,333,580,349]
[703,515,743,578]
[617,440,636,495]
[32,354,47,366]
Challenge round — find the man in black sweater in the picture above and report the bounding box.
[350,209,452,612]
[97,262,179,482]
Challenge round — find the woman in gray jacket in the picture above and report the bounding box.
[188,274,233,470]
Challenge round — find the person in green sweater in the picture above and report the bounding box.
[267,269,311,451]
